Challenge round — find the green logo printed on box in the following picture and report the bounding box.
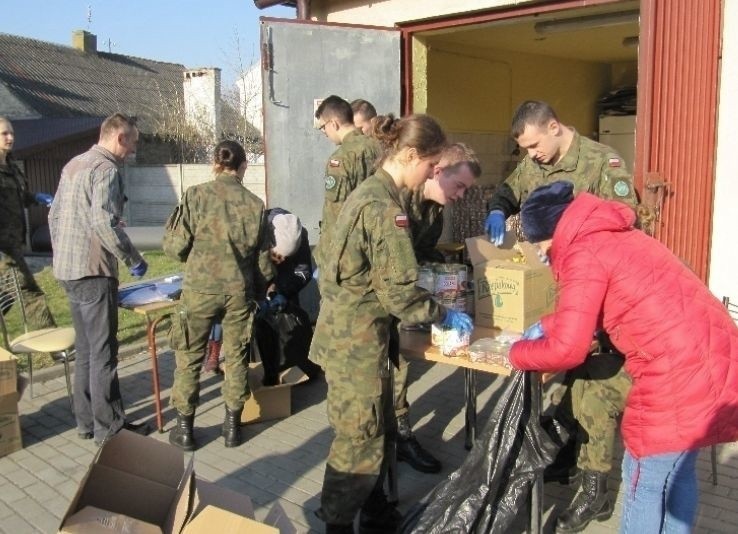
[477,278,490,299]
[490,277,519,296]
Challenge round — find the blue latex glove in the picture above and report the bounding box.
[441,309,474,336]
[34,192,54,207]
[485,210,506,247]
[129,260,148,278]
[256,300,270,319]
[522,321,545,340]
[268,293,287,312]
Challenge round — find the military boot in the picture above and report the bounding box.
[325,523,354,534]
[358,488,402,534]
[556,471,613,533]
[396,414,442,474]
[202,340,223,374]
[169,412,196,451]
[222,406,242,448]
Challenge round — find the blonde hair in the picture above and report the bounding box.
[371,113,447,162]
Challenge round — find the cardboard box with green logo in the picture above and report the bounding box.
[466,235,557,333]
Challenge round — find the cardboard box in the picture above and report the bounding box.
[59,430,296,534]
[466,235,557,333]
[241,362,307,424]
[0,348,24,459]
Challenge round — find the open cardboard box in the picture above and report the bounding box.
[59,430,296,533]
[0,348,27,459]
[466,234,557,333]
[241,361,308,424]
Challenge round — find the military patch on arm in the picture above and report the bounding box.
[329,159,341,167]
[613,180,631,197]
[324,175,337,191]
[394,214,408,228]
[608,157,622,168]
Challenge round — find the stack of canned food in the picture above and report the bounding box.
[417,262,473,315]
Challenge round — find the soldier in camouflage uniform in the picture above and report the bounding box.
[392,143,481,474]
[163,140,274,451]
[0,117,56,329]
[313,95,382,271]
[310,114,472,534]
[485,100,636,533]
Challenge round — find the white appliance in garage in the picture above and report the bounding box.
[599,115,636,172]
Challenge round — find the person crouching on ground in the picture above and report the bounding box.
[163,140,275,451]
[508,181,738,534]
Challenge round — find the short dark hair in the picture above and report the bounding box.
[350,99,377,120]
[510,100,559,138]
[315,95,353,125]
[213,140,247,172]
[100,113,137,140]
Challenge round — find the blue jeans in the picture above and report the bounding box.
[620,449,698,534]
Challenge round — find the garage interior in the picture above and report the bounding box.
[410,1,640,190]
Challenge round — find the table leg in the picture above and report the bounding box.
[386,361,399,503]
[464,368,477,450]
[529,371,543,534]
[148,315,167,433]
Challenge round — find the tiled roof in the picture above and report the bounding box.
[0,33,186,133]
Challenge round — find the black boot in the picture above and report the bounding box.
[544,437,580,485]
[358,489,402,534]
[222,405,242,448]
[325,523,354,534]
[396,414,442,474]
[169,412,196,451]
[556,471,613,533]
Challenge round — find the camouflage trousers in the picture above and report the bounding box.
[0,246,55,329]
[169,289,255,415]
[321,363,395,525]
[554,353,631,473]
[388,317,410,418]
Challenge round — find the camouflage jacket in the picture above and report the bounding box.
[163,173,274,298]
[315,129,381,268]
[0,161,38,249]
[311,169,444,374]
[489,130,638,217]
[399,186,445,264]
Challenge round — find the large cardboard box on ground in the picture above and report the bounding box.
[466,235,557,333]
[0,348,25,459]
[241,361,308,424]
[58,430,296,533]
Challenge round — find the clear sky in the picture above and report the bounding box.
[1,0,295,86]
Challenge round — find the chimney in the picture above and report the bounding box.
[183,68,222,139]
[72,30,97,53]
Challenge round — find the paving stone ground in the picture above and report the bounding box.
[1,346,737,534]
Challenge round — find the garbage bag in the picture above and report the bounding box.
[254,301,313,375]
[400,371,565,534]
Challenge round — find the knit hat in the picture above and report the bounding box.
[271,213,303,257]
[520,181,575,243]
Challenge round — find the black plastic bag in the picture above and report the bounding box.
[254,302,313,375]
[400,371,565,534]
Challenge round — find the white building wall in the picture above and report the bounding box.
[709,2,738,301]
[311,0,535,26]
[237,62,264,136]
[183,68,222,137]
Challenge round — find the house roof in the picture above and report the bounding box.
[0,32,186,134]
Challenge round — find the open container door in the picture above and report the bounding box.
[260,18,401,244]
